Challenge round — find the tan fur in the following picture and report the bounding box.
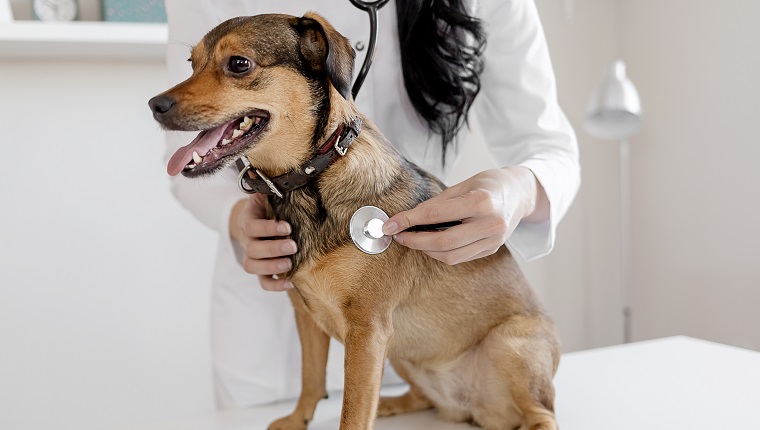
[151,12,561,430]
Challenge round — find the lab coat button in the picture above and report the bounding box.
[355,41,365,51]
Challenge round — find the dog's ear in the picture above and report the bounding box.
[297,12,355,100]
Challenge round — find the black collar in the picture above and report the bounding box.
[236,117,363,197]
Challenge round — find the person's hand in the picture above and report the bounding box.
[381,166,548,265]
[231,193,296,291]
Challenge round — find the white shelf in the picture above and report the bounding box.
[0,21,167,60]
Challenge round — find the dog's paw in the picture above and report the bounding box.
[376,398,398,417]
[377,393,432,417]
[268,414,308,430]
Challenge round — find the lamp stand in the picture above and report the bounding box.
[619,139,632,343]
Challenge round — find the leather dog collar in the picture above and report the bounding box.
[236,117,363,197]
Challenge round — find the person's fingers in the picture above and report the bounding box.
[383,197,475,236]
[422,237,502,266]
[242,254,293,276]
[392,222,486,252]
[384,188,503,236]
[469,247,503,262]
[240,218,291,239]
[244,238,297,260]
[257,275,294,292]
[236,194,297,292]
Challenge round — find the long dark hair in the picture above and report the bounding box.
[395,0,486,160]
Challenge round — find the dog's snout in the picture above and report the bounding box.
[149,95,176,116]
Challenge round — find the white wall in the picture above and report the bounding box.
[619,0,760,350]
[538,0,760,352]
[0,59,217,430]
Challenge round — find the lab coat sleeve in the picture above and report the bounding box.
[475,0,581,260]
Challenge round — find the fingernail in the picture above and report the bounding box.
[278,260,292,271]
[282,241,297,254]
[277,222,291,235]
[383,221,398,235]
[393,234,403,245]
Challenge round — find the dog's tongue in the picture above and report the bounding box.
[167,123,229,176]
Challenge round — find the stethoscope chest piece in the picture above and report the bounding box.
[350,205,392,254]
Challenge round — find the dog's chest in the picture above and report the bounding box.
[292,273,349,342]
[269,190,353,275]
[290,243,386,343]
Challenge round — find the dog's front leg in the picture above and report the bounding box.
[339,316,393,430]
[268,290,330,430]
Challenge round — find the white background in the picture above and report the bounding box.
[2,0,759,429]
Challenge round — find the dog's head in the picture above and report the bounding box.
[149,13,356,177]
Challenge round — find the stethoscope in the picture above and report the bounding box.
[346,0,462,254]
[346,0,393,253]
[348,0,390,99]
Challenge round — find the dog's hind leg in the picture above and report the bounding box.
[477,316,560,430]
[377,358,432,417]
[268,290,330,430]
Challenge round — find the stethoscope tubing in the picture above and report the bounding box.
[349,0,391,99]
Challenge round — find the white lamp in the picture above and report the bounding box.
[0,0,14,23]
[586,60,642,139]
[585,60,643,344]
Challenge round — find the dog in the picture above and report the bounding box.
[149,13,560,430]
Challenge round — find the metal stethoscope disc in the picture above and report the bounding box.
[350,206,392,254]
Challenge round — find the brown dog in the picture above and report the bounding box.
[149,13,560,430]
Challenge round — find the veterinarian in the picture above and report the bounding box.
[163,0,580,409]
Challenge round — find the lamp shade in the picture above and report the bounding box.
[0,0,13,23]
[585,60,642,140]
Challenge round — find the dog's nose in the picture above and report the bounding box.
[149,95,176,116]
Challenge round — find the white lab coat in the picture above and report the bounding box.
[163,0,580,409]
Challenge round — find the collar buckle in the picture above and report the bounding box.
[255,169,284,198]
[237,158,284,198]
[334,117,363,157]
[335,139,349,157]
[237,158,256,194]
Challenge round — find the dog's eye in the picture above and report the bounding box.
[228,56,252,74]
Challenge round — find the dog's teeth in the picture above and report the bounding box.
[232,129,243,139]
[253,117,262,125]
[239,117,253,131]
[185,162,196,169]
[192,151,203,164]
[222,138,232,146]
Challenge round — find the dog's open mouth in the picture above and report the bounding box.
[166,111,269,177]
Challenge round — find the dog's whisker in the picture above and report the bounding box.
[167,39,193,51]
